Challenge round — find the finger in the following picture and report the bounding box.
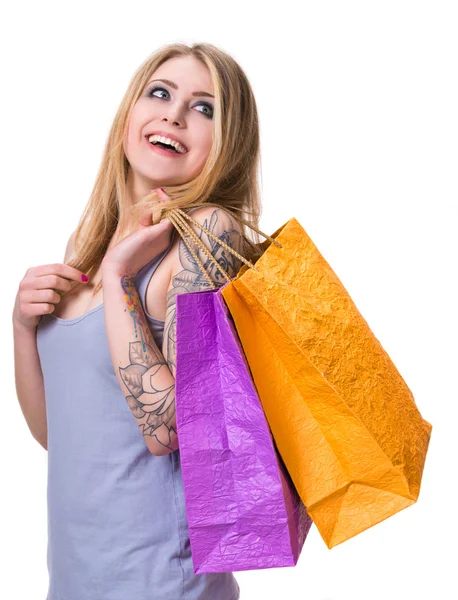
[138,209,155,228]
[156,187,169,201]
[28,263,89,284]
[33,274,74,293]
[22,287,63,306]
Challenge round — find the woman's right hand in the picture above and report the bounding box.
[13,263,89,330]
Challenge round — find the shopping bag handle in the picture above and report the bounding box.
[155,203,282,289]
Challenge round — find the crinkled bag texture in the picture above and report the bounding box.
[221,217,433,549]
[175,285,312,574]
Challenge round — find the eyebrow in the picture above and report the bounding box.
[146,78,215,99]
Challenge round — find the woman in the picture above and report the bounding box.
[13,42,264,599]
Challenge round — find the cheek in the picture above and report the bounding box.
[203,128,214,151]
[123,121,137,159]
[194,132,213,161]
[186,144,212,178]
[124,105,146,156]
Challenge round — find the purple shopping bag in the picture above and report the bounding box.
[175,282,313,574]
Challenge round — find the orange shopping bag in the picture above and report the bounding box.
[162,205,433,550]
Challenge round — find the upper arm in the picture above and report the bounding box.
[63,230,77,263]
[161,206,244,376]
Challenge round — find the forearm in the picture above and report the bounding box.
[13,321,48,450]
[102,271,178,455]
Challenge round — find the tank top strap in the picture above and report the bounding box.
[134,205,204,310]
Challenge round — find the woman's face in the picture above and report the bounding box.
[124,55,215,195]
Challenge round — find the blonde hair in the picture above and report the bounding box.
[67,42,264,297]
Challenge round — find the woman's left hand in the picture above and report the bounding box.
[101,188,175,278]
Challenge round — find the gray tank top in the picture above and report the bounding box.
[36,214,241,600]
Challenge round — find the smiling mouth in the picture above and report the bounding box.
[145,134,188,154]
[150,140,179,153]
[145,137,187,158]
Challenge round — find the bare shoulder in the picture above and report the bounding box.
[63,230,77,263]
[184,205,243,235]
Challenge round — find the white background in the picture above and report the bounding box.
[1,1,456,599]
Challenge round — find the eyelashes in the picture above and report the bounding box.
[146,85,214,119]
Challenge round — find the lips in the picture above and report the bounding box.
[145,136,186,158]
[144,130,188,153]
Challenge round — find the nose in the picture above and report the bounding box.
[162,116,180,126]
[161,103,183,126]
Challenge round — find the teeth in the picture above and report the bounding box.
[147,134,187,154]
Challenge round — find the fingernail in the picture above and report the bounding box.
[81,274,89,282]
[160,188,165,193]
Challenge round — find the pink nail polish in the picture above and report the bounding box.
[160,188,165,193]
[81,274,88,282]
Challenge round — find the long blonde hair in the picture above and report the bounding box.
[66,42,264,297]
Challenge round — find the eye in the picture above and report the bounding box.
[146,85,214,119]
[147,85,169,100]
[195,102,214,119]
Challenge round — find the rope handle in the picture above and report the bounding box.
[175,202,282,248]
[167,212,223,289]
[167,210,239,287]
[152,201,282,248]
[154,202,282,285]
